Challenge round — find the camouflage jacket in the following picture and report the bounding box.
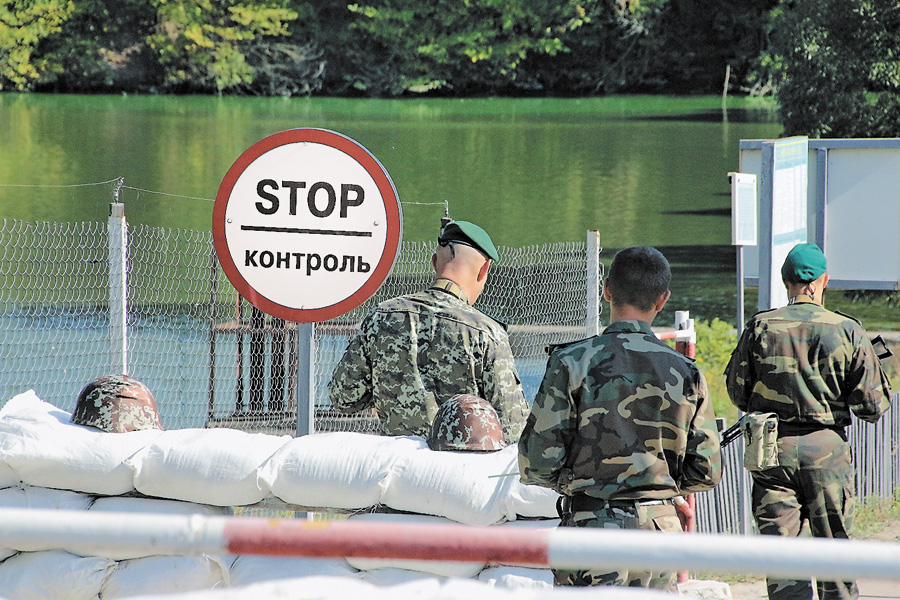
[725,297,892,427]
[518,319,722,500]
[327,283,528,443]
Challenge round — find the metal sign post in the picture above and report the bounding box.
[728,172,757,331]
[213,128,402,437]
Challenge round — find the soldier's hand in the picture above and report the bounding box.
[674,496,693,530]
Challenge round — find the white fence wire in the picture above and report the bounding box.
[0,211,597,434]
[0,204,897,538]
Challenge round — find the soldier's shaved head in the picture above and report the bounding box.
[606,246,671,311]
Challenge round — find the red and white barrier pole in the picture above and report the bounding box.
[1,509,899,582]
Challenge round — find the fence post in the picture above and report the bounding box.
[295,322,316,436]
[586,230,601,336]
[108,200,128,375]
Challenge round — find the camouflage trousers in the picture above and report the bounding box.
[750,428,857,600]
[552,500,682,590]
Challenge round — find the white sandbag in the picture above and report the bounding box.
[0,550,115,600]
[0,461,17,489]
[228,555,358,587]
[126,428,290,506]
[380,444,518,526]
[92,574,671,600]
[67,497,232,559]
[259,433,426,509]
[491,518,560,567]
[478,566,554,589]
[506,478,561,520]
[344,513,485,578]
[0,486,95,555]
[356,567,443,587]
[0,390,162,495]
[100,555,228,599]
[0,485,94,511]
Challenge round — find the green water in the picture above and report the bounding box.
[0,93,785,324]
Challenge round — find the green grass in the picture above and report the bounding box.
[851,494,900,540]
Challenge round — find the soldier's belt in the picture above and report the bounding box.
[777,422,846,438]
[565,494,674,513]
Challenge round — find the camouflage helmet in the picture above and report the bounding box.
[427,394,506,452]
[71,375,163,433]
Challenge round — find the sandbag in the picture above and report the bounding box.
[126,428,289,506]
[100,555,228,599]
[258,433,426,509]
[68,497,232,560]
[344,513,486,578]
[0,550,115,600]
[0,390,162,495]
[0,486,95,556]
[478,566,554,589]
[505,477,560,520]
[228,555,358,587]
[380,444,518,526]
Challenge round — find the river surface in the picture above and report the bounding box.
[0,93,783,324]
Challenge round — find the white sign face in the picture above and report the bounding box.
[730,172,758,246]
[214,129,402,322]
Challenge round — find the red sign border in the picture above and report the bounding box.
[213,128,402,323]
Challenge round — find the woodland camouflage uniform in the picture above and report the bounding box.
[726,297,892,600]
[519,319,722,589]
[328,284,528,444]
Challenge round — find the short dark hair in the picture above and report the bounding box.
[607,246,671,311]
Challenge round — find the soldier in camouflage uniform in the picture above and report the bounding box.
[328,220,528,444]
[725,243,892,600]
[518,246,722,590]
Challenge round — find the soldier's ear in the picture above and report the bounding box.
[476,259,491,282]
[602,279,613,302]
[654,290,671,312]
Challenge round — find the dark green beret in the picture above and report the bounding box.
[781,243,827,283]
[438,220,499,261]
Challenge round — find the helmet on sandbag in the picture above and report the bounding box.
[427,394,505,452]
[71,375,163,433]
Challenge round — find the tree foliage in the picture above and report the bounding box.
[0,0,74,90]
[521,0,666,94]
[0,0,781,97]
[772,0,900,137]
[146,0,301,92]
[340,0,585,96]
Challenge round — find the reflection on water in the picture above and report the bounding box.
[0,93,782,329]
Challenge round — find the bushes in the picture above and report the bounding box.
[693,318,739,424]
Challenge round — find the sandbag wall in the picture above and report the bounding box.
[0,390,561,599]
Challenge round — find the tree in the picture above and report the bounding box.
[521,0,666,94]
[30,0,159,92]
[651,0,777,95]
[772,0,900,138]
[0,0,74,90]
[340,0,585,96]
[146,0,302,93]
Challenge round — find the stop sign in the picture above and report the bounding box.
[213,129,403,322]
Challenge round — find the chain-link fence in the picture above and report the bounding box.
[0,210,600,434]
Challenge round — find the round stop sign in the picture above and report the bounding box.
[213,129,402,322]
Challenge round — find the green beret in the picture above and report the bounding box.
[437,220,499,261]
[781,243,827,283]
